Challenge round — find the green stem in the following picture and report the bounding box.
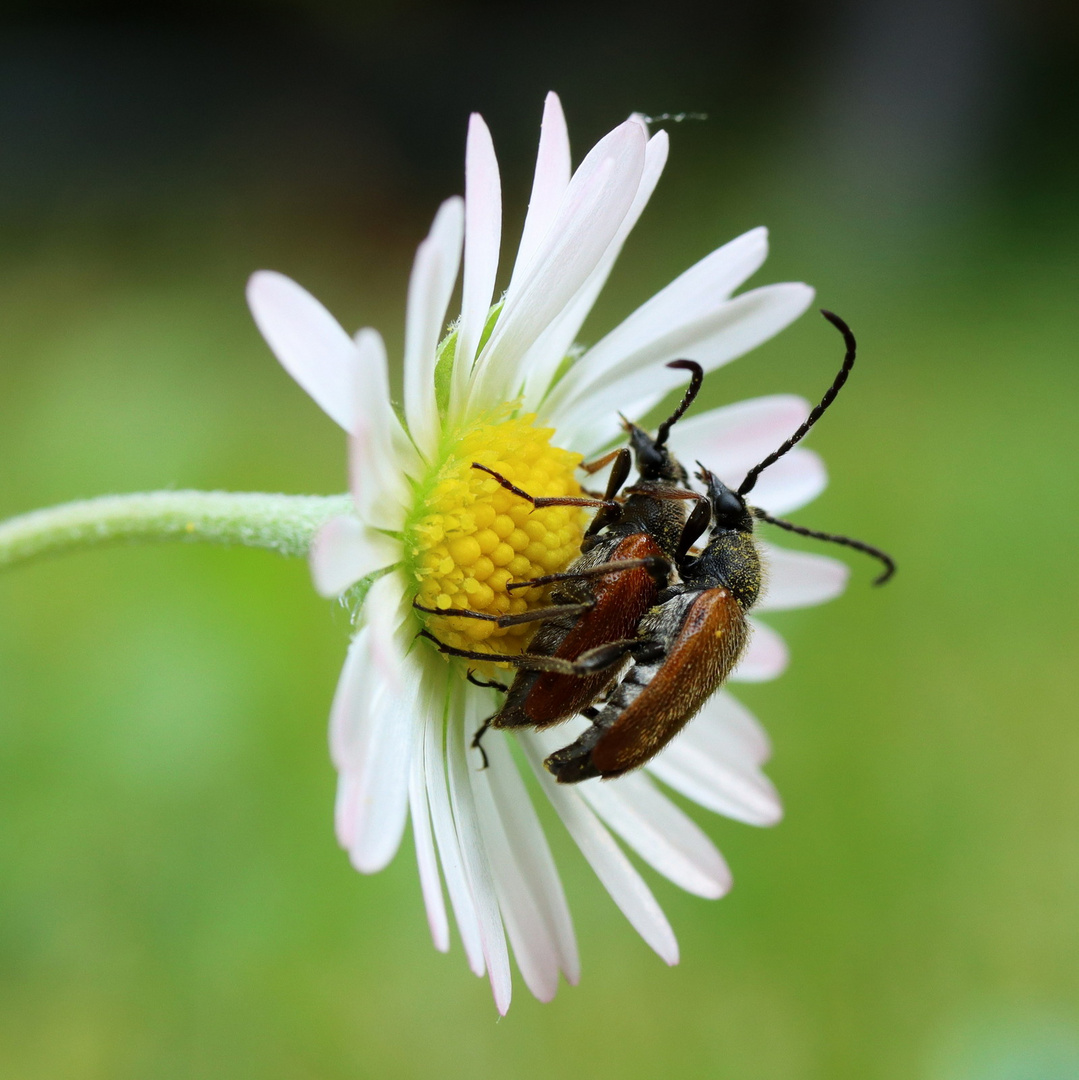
[0,491,354,572]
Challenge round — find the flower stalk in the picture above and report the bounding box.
[0,491,353,571]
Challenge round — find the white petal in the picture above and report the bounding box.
[331,575,417,873]
[247,271,357,431]
[470,730,577,1002]
[521,733,679,965]
[455,114,503,387]
[327,575,405,803]
[522,128,669,411]
[567,389,669,460]
[309,516,398,598]
[329,628,375,779]
[651,689,774,769]
[670,394,809,476]
[757,542,849,611]
[468,118,648,411]
[549,282,814,446]
[578,771,731,899]
[730,617,789,682]
[485,731,578,983]
[410,709,449,952]
[505,91,571,300]
[742,449,827,515]
[403,197,464,458]
[350,328,419,525]
[550,227,769,409]
[423,672,486,978]
[446,691,513,1013]
[648,713,783,827]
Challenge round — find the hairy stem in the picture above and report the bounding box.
[0,491,354,572]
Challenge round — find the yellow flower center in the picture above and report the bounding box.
[405,411,586,662]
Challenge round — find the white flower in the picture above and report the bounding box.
[247,93,849,1013]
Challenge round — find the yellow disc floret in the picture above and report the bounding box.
[405,410,586,663]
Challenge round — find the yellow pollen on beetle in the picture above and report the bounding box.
[405,412,586,663]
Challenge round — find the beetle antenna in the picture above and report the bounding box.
[738,310,856,497]
[752,507,896,585]
[655,360,704,446]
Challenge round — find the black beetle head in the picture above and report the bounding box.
[624,420,688,484]
[698,465,754,533]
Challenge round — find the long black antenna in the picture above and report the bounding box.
[738,310,856,497]
[655,360,704,446]
[753,508,896,585]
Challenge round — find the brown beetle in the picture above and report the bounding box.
[544,466,761,781]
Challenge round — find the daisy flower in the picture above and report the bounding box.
[246,93,849,1013]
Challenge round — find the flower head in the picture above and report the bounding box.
[247,93,849,1012]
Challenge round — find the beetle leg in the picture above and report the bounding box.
[417,630,604,675]
[471,463,619,510]
[466,671,508,693]
[562,637,660,675]
[676,496,713,563]
[579,447,625,474]
[583,448,632,537]
[471,716,494,769]
[413,598,593,628]
[506,555,671,592]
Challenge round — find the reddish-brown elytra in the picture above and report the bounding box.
[544,310,896,782]
[416,360,712,755]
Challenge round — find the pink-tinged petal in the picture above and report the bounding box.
[345,681,417,873]
[403,197,464,458]
[423,670,486,978]
[521,732,679,966]
[549,282,815,447]
[549,227,769,410]
[648,720,783,827]
[446,690,512,1013]
[483,730,579,986]
[469,119,647,411]
[409,710,449,953]
[740,448,827,516]
[454,115,503,395]
[350,328,420,520]
[247,270,357,432]
[568,389,667,461]
[671,394,810,477]
[329,574,416,874]
[329,629,374,782]
[757,542,850,611]
[309,516,397,598]
[652,690,774,769]
[522,128,668,411]
[328,573,405,771]
[730,617,789,682]
[505,91,571,301]
[578,771,732,899]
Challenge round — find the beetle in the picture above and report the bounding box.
[416,360,713,753]
[422,311,894,781]
[544,465,761,781]
[542,310,896,781]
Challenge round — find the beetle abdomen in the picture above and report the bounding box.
[546,587,748,781]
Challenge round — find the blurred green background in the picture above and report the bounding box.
[1,2,1078,1078]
